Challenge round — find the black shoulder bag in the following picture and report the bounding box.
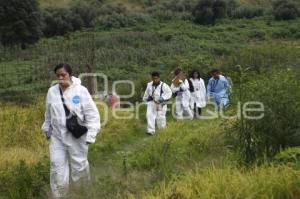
[59,88,87,138]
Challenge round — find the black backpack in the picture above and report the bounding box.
[187,79,195,93]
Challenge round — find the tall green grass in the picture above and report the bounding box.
[141,164,300,199]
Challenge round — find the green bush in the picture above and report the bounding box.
[70,0,102,27]
[0,160,49,199]
[248,29,266,39]
[41,0,103,37]
[272,28,293,38]
[274,147,300,164]
[96,12,152,29]
[0,0,42,48]
[273,0,300,20]
[161,0,197,12]
[229,5,265,19]
[227,69,300,164]
[41,8,77,37]
[272,26,300,38]
[98,4,126,15]
[192,0,227,25]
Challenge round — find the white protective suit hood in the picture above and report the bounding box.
[71,76,81,85]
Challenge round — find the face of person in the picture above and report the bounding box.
[193,72,199,79]
[211,71,220,80]
[152,76,160,85]
[56,67,71,87]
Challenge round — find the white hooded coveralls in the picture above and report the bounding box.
[42,77,101,198]
[143,81,172,134]
[171,79,193,119]
[189,78,207,109]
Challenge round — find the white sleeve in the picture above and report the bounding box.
[82,88,101,143]
[207,79,212,97]
[181,80,189,91]
[142,84,151,102]
[41,89,51,134]
[161,83,172,100]
[171,83,180,93]
[201,79,206,96]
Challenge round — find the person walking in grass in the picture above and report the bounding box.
[143,71,172,135]
[189,70,206,117]
[206,68,230,111]
[171,68,193,119]
[42,63,101,198]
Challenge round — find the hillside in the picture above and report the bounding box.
[39,0,274,8]
[1,102,300,198]
[39,0,145,9]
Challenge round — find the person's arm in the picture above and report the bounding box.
[41,89,52,138]
[179,80,189,92]
[160,84,172,102]
[223,78,230,95]
[206,79,212,98]
[201,79,206,97]
[82,88,101,144]
[171,83,180,93]
[142,83,152,102]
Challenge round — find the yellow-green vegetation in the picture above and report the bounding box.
[0,100,47,168]
[1,99,300,198]
[141,165,300,199]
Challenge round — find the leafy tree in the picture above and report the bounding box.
[273,0,299,20]
[41,8,80,37]
[0,0,42,48]
[192,0,226,25]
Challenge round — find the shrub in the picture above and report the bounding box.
[248,29,266,39]
[272,26,300,38]
[98,4,126,15]
[274,147,300,164]
[41,8,76,37]
[70,0,102,27]
[161,0,197,12]
[227,69,300,164]
[0,160,49,199]
[96,12,152,29]
[272,28,293,38]
[0,0,42,48]
[41,0,103,37]
[229,5,265,19]
[273,0,300,20]
[192,0,227,25]
[226,0,238,16]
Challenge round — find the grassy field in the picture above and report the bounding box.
[1,100,300,198]
[1,17,299,103]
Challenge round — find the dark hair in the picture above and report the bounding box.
[190,70,201,79]
[174,68,182,76]
[210,68,220,74]
[54,63,72,75]
[151,71,160,77]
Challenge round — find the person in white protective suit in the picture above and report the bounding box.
[170,68,193,119]
[41,63,101,198]
[143,71,172,135]
[189,70,206,117]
